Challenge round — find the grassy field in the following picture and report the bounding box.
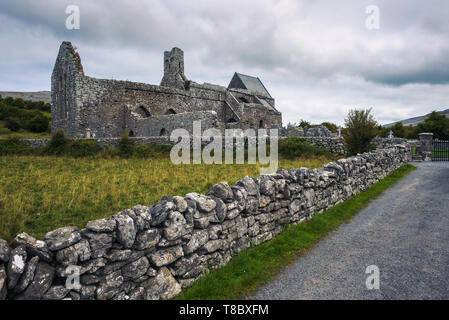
[0,155,333,242]
[177,164,416,300]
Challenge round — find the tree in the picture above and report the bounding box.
[118,132,135,158]
[298,119,312,128]
[416,111,449,140]
[343,108,378,155]
[321,122,338,133]
[391,122,405,138]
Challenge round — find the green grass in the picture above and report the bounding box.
[0,155,333,242]
[432,147,449,159]
[177,163,416,300]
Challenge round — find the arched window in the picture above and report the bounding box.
[129,130,135,137]
[259,120,264,128]
[160,128,168,136]
[136,106,151,118]
[165,108,177,115]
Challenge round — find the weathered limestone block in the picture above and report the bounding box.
[193,215,214,229]
[131,205,153,229]
[246,197,259,215]
[128,286,145,300]
[149,200,176,226]
[105,249,132,262]
[259,175,276,197]
[226,208,240,220]
[247,223,260,237]
[80,274,100,285]
[208,224,222,240]
[44,226,81,251]
[201,239,228,254]
[235,217,248,238]
[163,211,189,241]
[134,228,160,251]
[11,233,53,263]
[15,262,54,300]
[186,193,216,213]
[0,264,7,300]
[206,181,234,203]
[86,218,116,233]
[0,239,10,264]
[80,285,97,300]
[125,209,146,232]
[56,257,106,277]
[115,213,136,248]
[122,257,150,280]
[304,189,315,208]
[12,256,39,294]
[96,270,124,300]
[210,196,227,222]
[81,230,113,258]
[169,253,207,279]
[42,285,70,300]
[253,232,273,246]
[55,239,91,266]
[149,245,184,267]
[259,195,271,208]
[231,186,248,212]
[173,196,188,213]
[183,230,209,255]
[233,237,250,255]
[237,176,260,198]
[6,245,27,289]
[143,267,181,300]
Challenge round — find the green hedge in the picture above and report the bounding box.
[278,137,334,159]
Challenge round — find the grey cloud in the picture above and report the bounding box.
[1,0,449,125]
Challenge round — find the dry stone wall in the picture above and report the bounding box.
[302,137,346,156]
[0,144,411,300]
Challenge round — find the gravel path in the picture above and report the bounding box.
[249,162,449,300]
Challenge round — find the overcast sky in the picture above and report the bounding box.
[1,0,448,126]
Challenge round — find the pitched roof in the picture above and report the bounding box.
[228,72,272,98]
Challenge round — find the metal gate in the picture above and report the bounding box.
[432,139,449,161]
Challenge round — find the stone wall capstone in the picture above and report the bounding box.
[0,143,411,300]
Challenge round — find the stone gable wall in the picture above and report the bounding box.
[0,144,411,300]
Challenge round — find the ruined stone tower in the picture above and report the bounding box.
[51,41,84,137]
[160,47,187,89]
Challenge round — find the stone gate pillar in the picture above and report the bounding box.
[418,133,433,161]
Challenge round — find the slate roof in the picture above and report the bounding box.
[228,72,272,98]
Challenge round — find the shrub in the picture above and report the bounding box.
[26,113,50,133]
[5,119,21,132]
[133,143,172,158]
[117,134,135,158]
[66,139,101,157]
[0,138,34,156]
[41,130,68,155]
[343,108,378,156]
[278,137,333,159]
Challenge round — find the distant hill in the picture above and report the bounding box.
[0,91,51,104]
[384,109,449,128]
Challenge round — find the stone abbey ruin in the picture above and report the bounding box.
[51,42,282,139]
